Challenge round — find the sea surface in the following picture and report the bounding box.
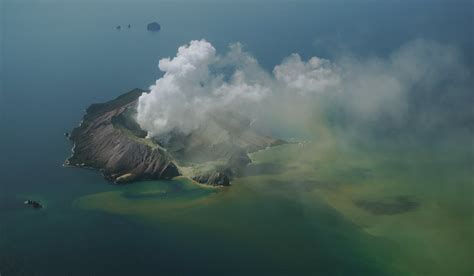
[1,1,473,275]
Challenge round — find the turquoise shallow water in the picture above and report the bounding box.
[1,1,473,275]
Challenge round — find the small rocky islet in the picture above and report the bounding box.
[146,22,161,32]
[24,200,42,209]
[115,22,159,32]
[65,88,284,186]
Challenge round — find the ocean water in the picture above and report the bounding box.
[1,1,473,275]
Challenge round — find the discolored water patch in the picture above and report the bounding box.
[120,179,217,201]
[122,182,182,200]
[336,167,373,180]
[243,163,283,176]
[270,179,339,192]
[354,195,420,215]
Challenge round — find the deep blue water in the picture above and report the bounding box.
[1,1,472,275]
[2,0,472,193]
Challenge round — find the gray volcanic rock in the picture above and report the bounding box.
[192,172,230,186]
[66,88,285,185]
[66,89,180,183]
[24,200,42,209]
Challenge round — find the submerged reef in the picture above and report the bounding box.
[66,88,284,185]
[354,195,420,215]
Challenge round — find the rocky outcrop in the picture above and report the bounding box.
[147,22,161,32]
[192,172,230,186]
[66,89,180,183]
[66,88,284,185]
[24,200,42,209]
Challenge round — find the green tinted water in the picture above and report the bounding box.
[76,140,474,275]
[2,1,472,275]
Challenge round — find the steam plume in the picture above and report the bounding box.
[136,39,472,141]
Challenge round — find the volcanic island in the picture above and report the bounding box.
[65,88,285,186]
